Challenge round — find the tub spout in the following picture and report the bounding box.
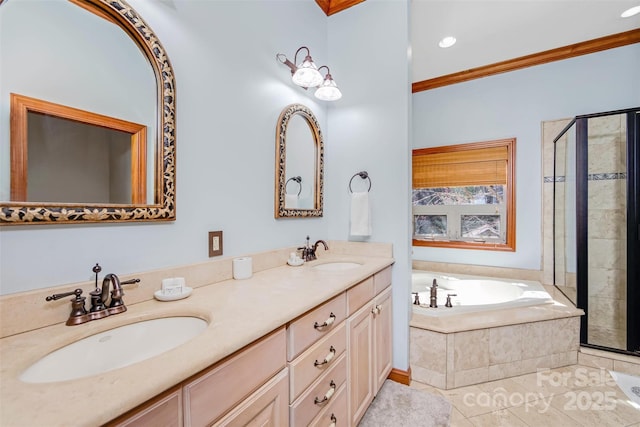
[429,279,438,308]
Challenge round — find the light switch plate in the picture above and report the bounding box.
[208,231,223,257]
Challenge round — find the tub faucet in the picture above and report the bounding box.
[298,235,329,261]
[429,279,438,308]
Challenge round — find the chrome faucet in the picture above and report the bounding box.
[298,236,329,261]
[429,278,438,308]
[46,264,140,326]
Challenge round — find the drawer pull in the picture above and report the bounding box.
[313,380,336,405]
[329,414,337,427]
[313,346,336,367]
[371,304,382,315]
[314,312,336,330]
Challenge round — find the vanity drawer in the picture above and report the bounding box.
[373,266,392,296]
[346,277,374,316]
[289,322,346,402]
[289,353,347,427]
[287,294,346,361]
[184,327,286,427]
[309,382,347,427]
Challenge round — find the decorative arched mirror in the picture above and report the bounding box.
[274,104,324,218]
[0,0,176,225]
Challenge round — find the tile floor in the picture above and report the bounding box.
[410,364,640,427]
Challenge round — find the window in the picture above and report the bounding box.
[412,138,516,251]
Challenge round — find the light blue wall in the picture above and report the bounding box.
[412,44,640,270]
[326,0,411,371]
[0,0,331,293]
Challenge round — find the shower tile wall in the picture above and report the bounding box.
[586,115,627,350]
[542,119,575,299]
[542,116,627,350]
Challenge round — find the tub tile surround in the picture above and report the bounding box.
[0,241,393,426]
[410,262,584,389]
[410,316,581,389]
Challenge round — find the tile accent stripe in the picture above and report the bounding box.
[544,172,626,183]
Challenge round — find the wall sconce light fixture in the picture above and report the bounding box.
[276,46,342,101]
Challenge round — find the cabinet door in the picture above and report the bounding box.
[109,387,182,427]
[373,287,392,392]
[213,368,289,427]
[346,302,374,426]
[184,328,286,427]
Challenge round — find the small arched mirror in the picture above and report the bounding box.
[275,104,324,218]
[0,0,176,225]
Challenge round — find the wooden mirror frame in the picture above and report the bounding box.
[10,93,148,205]
[0,0,176,225]
[274,104,324,218]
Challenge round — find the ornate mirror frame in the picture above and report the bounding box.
[0,0,176,225]
[275,104,324,218]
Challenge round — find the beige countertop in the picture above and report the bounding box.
[0,254,394,427]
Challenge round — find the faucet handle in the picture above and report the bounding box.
[445,293,457,308]
[46,288,84,301]
[412,292,420,305]
[46,288,89,326]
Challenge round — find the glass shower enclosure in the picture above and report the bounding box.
[553,107,639,355]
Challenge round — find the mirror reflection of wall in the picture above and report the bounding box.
[27,112,132,204]
[0,0,156,203]
[285,115,316,209]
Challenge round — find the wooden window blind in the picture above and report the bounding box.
[412,138,516,252]
[413,144,509,188]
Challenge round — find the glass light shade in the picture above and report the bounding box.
[292,56,323,88]
[315,75,342,101]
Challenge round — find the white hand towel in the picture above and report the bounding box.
[350,191,371,236]
[285,194,298,209]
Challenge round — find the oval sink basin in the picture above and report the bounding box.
[20,316,208,383]
[313,262,362,271]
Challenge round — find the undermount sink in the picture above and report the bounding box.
[313,262,362,271]
[20,316,208,383]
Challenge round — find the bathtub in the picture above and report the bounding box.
[411,270,554,317]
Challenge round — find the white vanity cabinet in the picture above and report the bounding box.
[347,267,393,426]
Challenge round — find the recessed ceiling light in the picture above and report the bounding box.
[438,36,456,48]
[621,5,640,17]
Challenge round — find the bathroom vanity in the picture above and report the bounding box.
[110,266,392,426]
[0,244,393,427]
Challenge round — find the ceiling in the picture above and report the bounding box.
[411,0,640,84]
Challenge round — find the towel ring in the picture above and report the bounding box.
[349,171,371,193]
[285,176,302,196]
